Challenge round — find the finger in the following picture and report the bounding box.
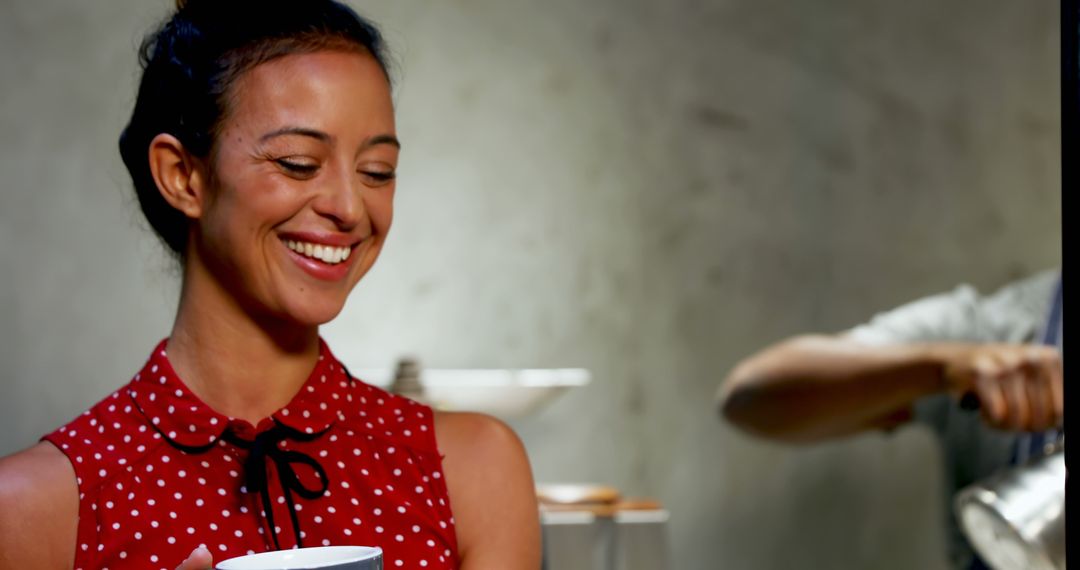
[1039,349,1065,426]
[1021,359,1050,431]
[176,546,213,570]
[1002,370,1030,431]
[975,370,1008,428]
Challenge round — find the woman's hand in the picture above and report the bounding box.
[175,546,214,570]
[942,343,1063,432]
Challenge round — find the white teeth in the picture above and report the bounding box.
[285,240,352,265]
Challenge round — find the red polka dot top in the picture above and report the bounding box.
[42,339,460,570]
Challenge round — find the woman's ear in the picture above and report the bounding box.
[148,133,208,219]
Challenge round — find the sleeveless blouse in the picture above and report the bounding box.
[42,339,459,570]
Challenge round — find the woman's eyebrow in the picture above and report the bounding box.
[259,127,332,143]
[364,134,401,150]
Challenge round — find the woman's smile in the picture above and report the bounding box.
[278,232,371,282]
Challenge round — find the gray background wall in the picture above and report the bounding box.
[0,1,1061,569]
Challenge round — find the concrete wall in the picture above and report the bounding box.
[0,0,1060,568]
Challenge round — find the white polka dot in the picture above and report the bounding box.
[395,534,404,542]
[413,525,421,533]
[375,526,384,533]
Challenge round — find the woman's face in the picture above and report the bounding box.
[193,49,398,327]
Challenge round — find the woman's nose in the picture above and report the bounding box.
[312,165,366,229]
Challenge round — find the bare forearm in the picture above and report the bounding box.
[718,335,950,442]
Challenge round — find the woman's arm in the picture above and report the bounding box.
[717,334,1063,443]
[434,412,541,570]
[0,442,79,569]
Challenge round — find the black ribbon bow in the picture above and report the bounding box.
[163,421,331,550]
[223,423,330,550]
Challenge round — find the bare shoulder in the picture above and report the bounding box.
[433,411,527,459]
[433,412,541,569]
[0,442,79,569]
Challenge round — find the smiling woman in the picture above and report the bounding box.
[0,2,540,569]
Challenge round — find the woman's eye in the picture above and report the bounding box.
[362,170,396,184]
[274,158,319,176]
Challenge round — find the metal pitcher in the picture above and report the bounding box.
[954,440,1065,570]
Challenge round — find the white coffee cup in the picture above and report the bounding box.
[215,546,383,570]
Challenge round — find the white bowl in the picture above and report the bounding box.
[352,368,590,419]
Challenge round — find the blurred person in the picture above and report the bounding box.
[0,1,541,569]
[717,269,1062,570]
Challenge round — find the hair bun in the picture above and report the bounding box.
[175,0,188,10]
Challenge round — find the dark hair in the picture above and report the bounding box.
[119,0,392,257]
